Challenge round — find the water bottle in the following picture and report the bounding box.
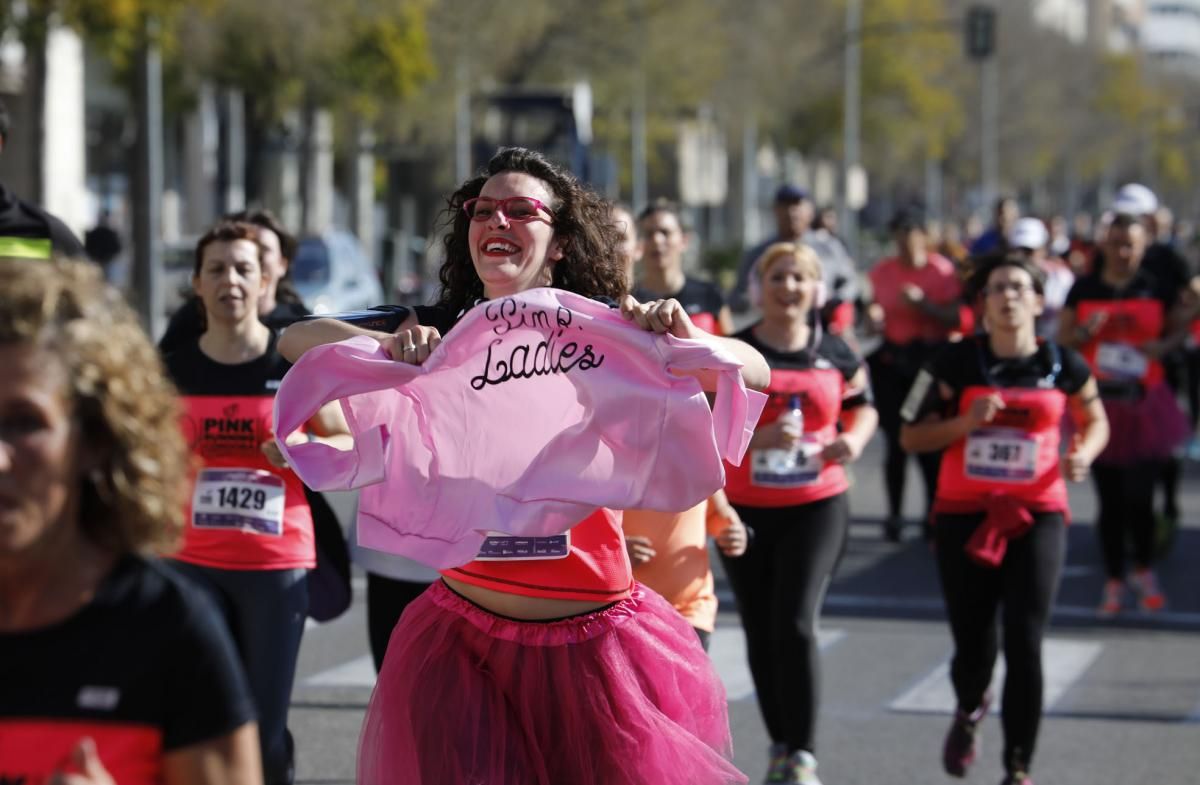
[766,394,805,472]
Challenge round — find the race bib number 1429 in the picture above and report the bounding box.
[192,468,286,535]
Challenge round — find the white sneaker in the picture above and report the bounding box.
[784,751,823,785]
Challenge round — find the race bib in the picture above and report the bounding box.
[750,437,825,487]
[965,429,1038,484]
[475,531,571,560]
[1096,342,1148,380]
[192,468,286,535]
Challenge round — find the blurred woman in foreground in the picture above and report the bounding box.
[0,258,260,784]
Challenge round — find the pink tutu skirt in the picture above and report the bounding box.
[358,580,746,785]
[1098,382,1190,465]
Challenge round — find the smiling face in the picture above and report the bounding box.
[0,344,84,561]
[759,253,821,323]
[193,238,264,327]
[982,264,1043,332]
[467,171,564,299]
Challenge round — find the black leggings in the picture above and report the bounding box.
[169,562,308,785]
[1092,462,1161,579]
[1186,346,1200,428]
[934,513,1065,774]
[719,493,848,755]
[883,424,942,521]
[366,573,432,672]
[870,352,941,520]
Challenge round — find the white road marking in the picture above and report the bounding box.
[889,638,1103,715]
[302,627,847,698]
[304,655,378,688]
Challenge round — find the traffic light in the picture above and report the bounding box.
[965,5,996,60]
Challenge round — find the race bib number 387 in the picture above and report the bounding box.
[965,428,1038,484]
[192,468,286,535]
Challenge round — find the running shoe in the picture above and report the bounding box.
[780,751,822,785]
[942,692,990,777]
[1097,578,1125,617]
[1000,771,1034,785]
[764,743,790,783]
[1132,568,1166,612]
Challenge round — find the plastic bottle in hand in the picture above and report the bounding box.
[768,394,805,472]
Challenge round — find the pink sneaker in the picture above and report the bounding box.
[942,692,991,777]
[1132,569,1166,612]
[1097,579,1125,617]
[1000,772,1033,785]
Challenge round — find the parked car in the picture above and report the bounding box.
[292,230,386,315]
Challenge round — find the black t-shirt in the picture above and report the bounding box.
[0,180,86,258]
[163,329,292,396]
[901,335,1091,423]
[1066,265,1179,312]
[632,276,726,318]
[0,556,255,773]
[1091,243,1194,294]
[734,324,871,409]
[159,297,311,356]
[413,302,462,335]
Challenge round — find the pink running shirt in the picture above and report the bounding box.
[274,288,766,569]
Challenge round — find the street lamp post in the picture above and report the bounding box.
[965,5,999,211]
[841,0,862,263]
[132,15,164,339]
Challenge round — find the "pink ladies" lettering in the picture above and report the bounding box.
[470,298,606,390]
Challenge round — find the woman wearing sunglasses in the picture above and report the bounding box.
[900,253,1108,785]
[280,146,768,785]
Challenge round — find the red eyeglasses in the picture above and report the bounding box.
[462,196,555,223]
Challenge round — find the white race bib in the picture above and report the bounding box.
[1096,342,1148,380]
[965,429,1039,484]
[192,468,286,535]
[750,437,825,488]
[475,530,571,560]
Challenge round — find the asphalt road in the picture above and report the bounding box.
[288,439,1200,784]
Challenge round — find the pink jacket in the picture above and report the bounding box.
[274,288,765,569]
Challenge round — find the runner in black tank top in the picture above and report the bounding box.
[902,254,1107,785]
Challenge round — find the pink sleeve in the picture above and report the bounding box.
[657,334,767,466]
[272,336,420,491]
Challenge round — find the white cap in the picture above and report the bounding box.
[1008,217,1049,250]
[1110,183,1158,216]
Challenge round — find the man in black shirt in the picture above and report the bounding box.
[0,99,85,259]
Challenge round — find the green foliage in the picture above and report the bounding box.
[330,5,434,119]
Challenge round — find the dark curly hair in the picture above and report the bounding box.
[435,147,628,314]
